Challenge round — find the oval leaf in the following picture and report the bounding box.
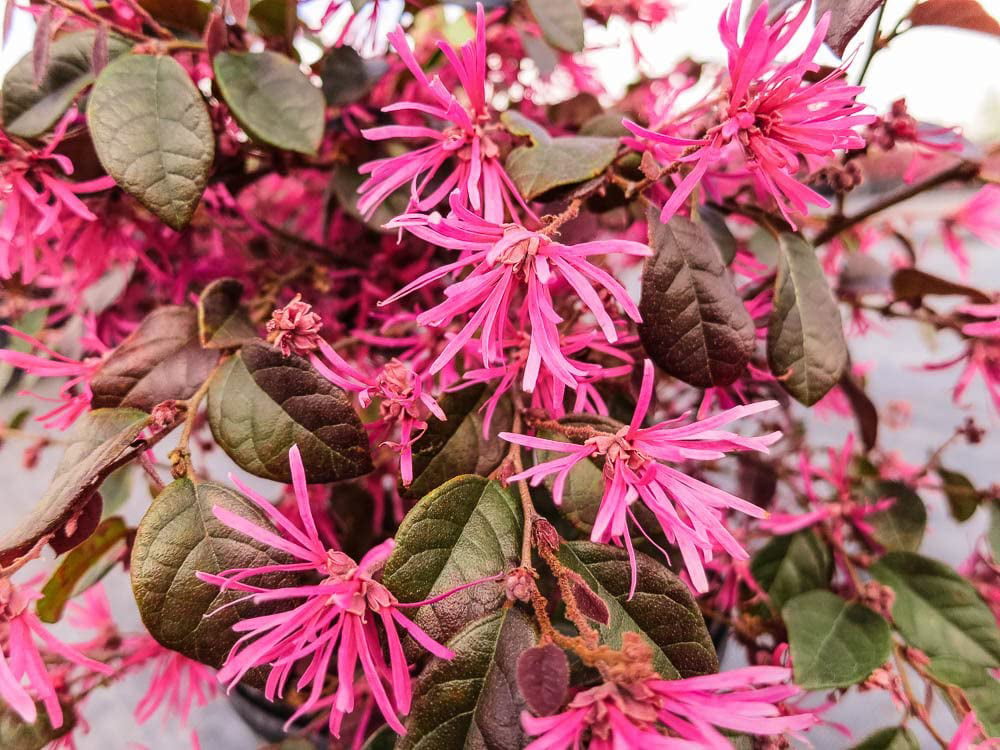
[90,306,220,411]
[404,383,513,498]
[783,589,891,689]
[525,0,585,52]
[908,0,1000,35]
[639,213,755,388]
[214,51,325,155]
[320,46,388,107]
[0,408,150,567]
[0,704,74,750]
[197,279,257,350]
[399,607,535,750]
[88,54,214,230]
[516,644,569,717]
[750,530,832,610]
[870,551,1000,670]
[850,727,921,750]
[557,541,718,679]
[383,476,523,646]
[505,134,618,201]
[130,478,307,669]
[862,480,927,552]
[207,341,372,483]
[767,232,848,405]
[816,0,884,56]
[938,467,980,522]
[1,30,130,139]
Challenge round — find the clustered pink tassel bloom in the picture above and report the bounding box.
[502,360,780,594]
[1,576,112,728]
[941,185,1000,276]
[382,195,651,393]
[358,4,531,222]
[926,303,1000,413]
[523,651,816,749]
[624,0,873,228]
[267,296,445,484]
[197,446,461,737]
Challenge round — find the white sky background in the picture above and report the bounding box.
[2,0,999,136]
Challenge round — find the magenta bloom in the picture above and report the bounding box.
[197,446,456,736]
[1,576,112,728]
[358,5,531,222]
[522,663,816,749]
[0,325,106,429]
[502,360,780,594]
[382,195,650,392]
[942,185,1000,276]
[624,0,873,227]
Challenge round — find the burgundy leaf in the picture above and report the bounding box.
[817,0,884,56]
[516,644,570,716]
[33,7,53,86]
[92,23,109,77]
[204,11,226,59]
[908,0,1000,35]
[228,0,250,27]
[572,579,611,625]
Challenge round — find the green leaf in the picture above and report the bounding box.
[207,341,372,483]
[989,502,1000,561]
[862,480,927,552]
[197,279,257,350]
[503,113,618,200]
[927,660,1000,737]
[213,51,325,155]
[750,530,832,610]
[137,0,213,33]
[767,231,848,405]
[557,541,718,679]
[783,590,891,689]
[131,478,307,669]
[0,307,47,394]
[0,703,74,750]
[320,46,388,107]
[849,726,920,750]
[0,408,150,567]
[383,476,522,646]
[697,205,737,265]
[329,164,409,232]
[870,551,1000,670]
[361,726,397,750]
[90,306,220,411]
[404,383,513,498]
[398,607,536,750]
[638,212,755,388]
[938,467,980,522]
[88,54,214,230]
[1,30,130,139]
[525,0,585,52]
[36,516,129,623]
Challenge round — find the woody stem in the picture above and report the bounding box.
[169,355,229,480]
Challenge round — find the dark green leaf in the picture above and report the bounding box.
[404,383,513,498]
[320,46,388,107]
[197,279,257,349]
[890,267,990,304]
[361,726,397,750]
[783,589,891,689]
[1,30,130,139]
[214,51,325,155]
[862,480,927,552]
[870,551,1000,670]
[36,516,129,623]
[697,205,737,265]
[207,341,372,483]
[849,726,920,750]
[383,476,522,646]
[504,115,618,201]
[131,478,307,669]
[767,232,848,405]
[0,703,74,750]
[137,0,213,33]
[329,164,409,232]
[750,530,832,610]
[938,467,979,522]
[558,541,718,679]
[399,607,535,750]
[525,0,585,52]
[927,660,1000,737]
[88,54,214,230]
[90,306,220,411]
[0,408,150,567]
[639,212,755,388]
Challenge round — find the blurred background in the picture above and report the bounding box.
[1,0,998,747]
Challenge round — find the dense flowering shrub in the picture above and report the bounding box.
[0,0,999,748]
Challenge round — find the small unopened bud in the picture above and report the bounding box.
[532,519,560,553]
[505,568,534,602]
[151,400,182,430]
[859,580,896,619]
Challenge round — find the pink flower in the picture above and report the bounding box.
[942,186,1000,276]
[130,640,219,726]
[0,324,107,430]
[358,5,532,223]
[0,576,113,728]
[523,657,816,749]
[624,0,873,228]
[865,98,963,184]
[266,293,325,358]
[382,195,650,393]
[197,445,467,737]
[960,303,1000,340]
[949,710,998,750]
[502,360,780,594]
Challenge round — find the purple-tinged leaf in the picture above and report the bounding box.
[817,0,884,56]
[228,0,250,27]
[908,0,1000,36]
[32,8,53,86]
[517,644,569,716]
[91,23,109,76]
[203,11,226,58]
[571,579,611,625]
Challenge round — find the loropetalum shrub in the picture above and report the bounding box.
[1,0,999,747]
